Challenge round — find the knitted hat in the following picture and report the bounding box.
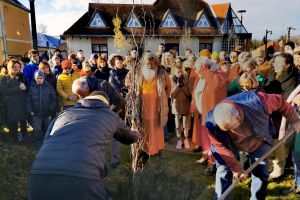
[211,51,219,60]
[61,60,72,69]
[199,49,211,58]
[251,49,265,59]
[34,70,44,79]
[90,53,99,60]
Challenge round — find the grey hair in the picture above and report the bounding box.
[213,103,240,129]
[72,76,89,95]
[194,56,211,70]
[143,52,160,66]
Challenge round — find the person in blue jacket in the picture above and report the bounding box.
[29,91,139,200]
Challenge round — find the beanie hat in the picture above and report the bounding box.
[251,49,265,59]
[90,53,99,60]
[211,51,219,60]
[199,49,211,58]
[61,60,72,69]
[34,70,44,79]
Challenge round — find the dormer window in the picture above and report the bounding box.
[127,13,142,28]
[196,14,210,28]
[90,13,106,28]
[161,10,178,28]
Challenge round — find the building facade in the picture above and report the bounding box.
[64,0,251,57]
[0,0,32,63]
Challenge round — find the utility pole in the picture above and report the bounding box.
[287,27,296,42]
[265,29,272,57]
[29,0,38,50]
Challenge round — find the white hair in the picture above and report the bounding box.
[213,103,240,130]
[194,56,211,70]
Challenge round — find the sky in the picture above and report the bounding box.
[19,0,300,40]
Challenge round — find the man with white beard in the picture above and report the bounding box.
[138,52,171,158]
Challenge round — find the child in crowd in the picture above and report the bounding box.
[27,70,56,141]
[170,65,191,149]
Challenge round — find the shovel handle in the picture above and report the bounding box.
[219,129,296,200]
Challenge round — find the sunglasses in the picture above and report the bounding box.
[66,67,72,70]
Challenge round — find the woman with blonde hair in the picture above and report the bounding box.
[39,61,56,89]
[239,72,259,91]
[0,59,28,142]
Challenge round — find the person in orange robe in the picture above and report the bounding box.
[139,52,171,157]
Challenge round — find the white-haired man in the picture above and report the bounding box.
[205,90,300,199]
[137,52,171,158]
[194,56,227,175]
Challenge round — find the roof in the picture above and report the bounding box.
[5,0,30,12]
[64,0,221,37]
[211,3,230,19]
[37,33,65,48]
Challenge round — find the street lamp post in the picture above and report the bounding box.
[238,10,246,24]
[265,29,272,57]
[29,0,38,50]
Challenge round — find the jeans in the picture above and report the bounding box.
[111,138,120,165]
[29,174,111,200]
[32,116,50,140]
[293,151,300,189]
[212,143,271,200]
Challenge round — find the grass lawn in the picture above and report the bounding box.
[0,133,299,200]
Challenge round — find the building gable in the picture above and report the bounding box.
[89,11,107,28]
[160,9,178,28]
[195,11,211,28]
[222,5,248,35]
[126,13,142,28]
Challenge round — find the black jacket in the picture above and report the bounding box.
[27,81,57,116]
[30,98,139,180]
[0,74,28,121]
[94,66,111,81]
[87,76,126,119]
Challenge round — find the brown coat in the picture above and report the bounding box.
[199,68,227,124]
[227,63,240,83]
[170,74,191,115]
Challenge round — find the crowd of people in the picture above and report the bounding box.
[1,41,300,199]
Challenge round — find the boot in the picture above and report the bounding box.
[269,159,285,180]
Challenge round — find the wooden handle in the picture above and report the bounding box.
[219,129,296,200]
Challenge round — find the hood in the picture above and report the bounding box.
[74,97,109,109]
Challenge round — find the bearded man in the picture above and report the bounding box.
[138,52,171,158]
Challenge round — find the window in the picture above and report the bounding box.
[165,43,179,53]
[222,38,236,52]
[90,13,106,28]
[162,14,177,27]
[92,44,108,55]
[196,14,210,28]
[127,14,142,28]
[199,43,213,53]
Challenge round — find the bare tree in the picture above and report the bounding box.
[38,24,47,34]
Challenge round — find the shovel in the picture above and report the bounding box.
[219,128,296,200]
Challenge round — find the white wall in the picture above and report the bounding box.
[107,38,128,56]
[179,37,199,56]
[212,37,222,52]
[144,37,165,53]
[66,37,92,57]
